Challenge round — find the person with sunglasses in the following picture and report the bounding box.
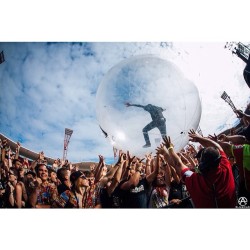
[57,170,89,208]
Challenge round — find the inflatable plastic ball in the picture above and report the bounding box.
[96,55,201,157]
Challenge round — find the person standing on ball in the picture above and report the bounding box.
[125,102,167,148]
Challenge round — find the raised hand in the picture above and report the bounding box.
[208,133,218,142]
[217,134,228,142]
[145,153,153,165]
[156,143,166,155]
[162,136,174,149]
[118,152,126,164]
[188,129,203,142]
[127,150,136,165]
[98,155,105,164]
[158,154,166,164]
[16,142,21,152]
[39,151,45,160]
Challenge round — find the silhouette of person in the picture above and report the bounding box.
[125,102,167,148]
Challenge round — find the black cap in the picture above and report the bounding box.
[70,171,86,183]
[25,171,36,178]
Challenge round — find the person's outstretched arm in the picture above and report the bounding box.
[125,102,145,108]
[218,134,249,145]
[208,134,232,157]
[162,136,187,176]
[188,129,223,151]
[235,109,250,123]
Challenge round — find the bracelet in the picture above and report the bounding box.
[167,146,174,151]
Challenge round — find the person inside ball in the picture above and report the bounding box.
[125,102,167,148]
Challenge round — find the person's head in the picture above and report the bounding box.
[12,159,22,170]
[48,168,57,183]
[24,171,36,184]
[197,147,221,174]
[36,164,49,182]
[70,171,89,189]
[87,172,95,186]
[57,167,70,183]
[8,173,17,186]
[152,172,166,187]
[52,160,58,168]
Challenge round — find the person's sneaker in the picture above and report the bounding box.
[142,143,151,148]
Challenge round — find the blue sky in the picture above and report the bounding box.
[0,42,249,164]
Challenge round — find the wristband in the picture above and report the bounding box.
[126,167,131,170]
[167,146,174,151]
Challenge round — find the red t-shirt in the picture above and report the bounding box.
[181,150,236,208]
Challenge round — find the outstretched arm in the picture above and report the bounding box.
[125,102,145,108]
[235,109,250,123]
[162,136,187,176]
[218,133,249,145]
[188,129,223,151]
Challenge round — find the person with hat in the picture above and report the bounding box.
[162,130,236,208]
[57,170,89,208]
[125,102,167,148]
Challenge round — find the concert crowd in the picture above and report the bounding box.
[1,108,250,209]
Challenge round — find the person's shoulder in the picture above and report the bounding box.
[118,179,127,186]
[117,179,129,190]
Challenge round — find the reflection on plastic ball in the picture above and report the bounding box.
[96,55,201,156]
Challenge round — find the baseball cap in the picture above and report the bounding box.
[70,171,87,183]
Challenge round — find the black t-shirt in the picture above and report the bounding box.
[119,178,149,208]
[57,183,70,195]
[168,181,193,208]
[169,181,182,200]
[100,186,121,208]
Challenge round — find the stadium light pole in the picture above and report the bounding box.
[221,91,237,112]
[63,128,73,161]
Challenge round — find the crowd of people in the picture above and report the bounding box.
[1,108,250,208]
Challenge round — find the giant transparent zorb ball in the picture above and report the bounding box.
[96,55,201,156]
